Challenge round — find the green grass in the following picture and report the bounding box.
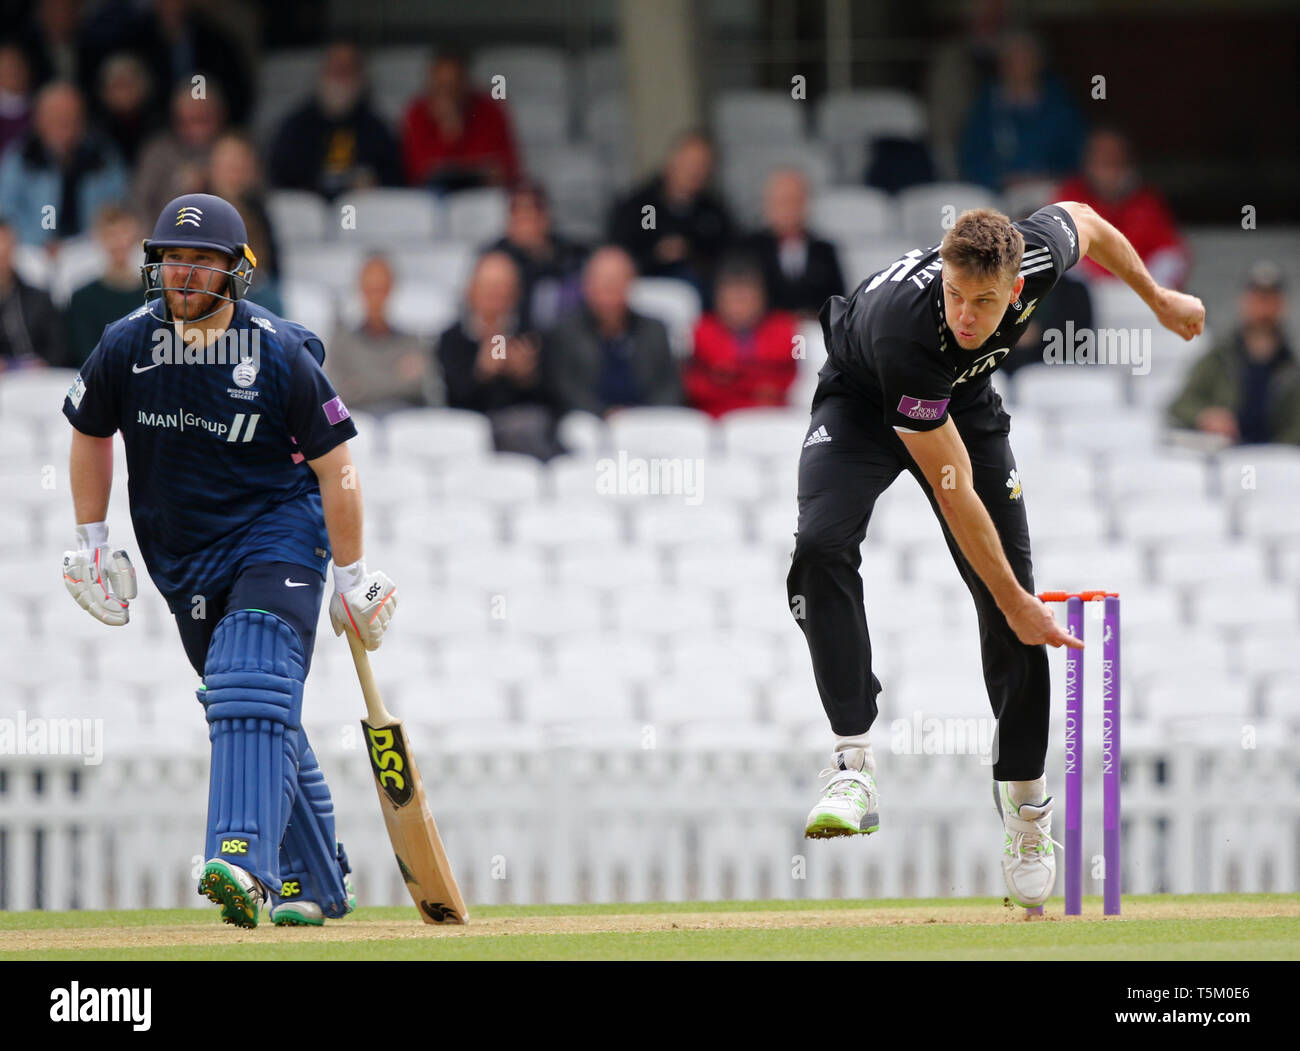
[3,895,1297,961]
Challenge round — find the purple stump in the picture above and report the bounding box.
[1103,595,1122,915]
[1064,596,1084,916]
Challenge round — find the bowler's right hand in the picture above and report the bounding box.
[62,522,137,626]
[1004,594,1084,649]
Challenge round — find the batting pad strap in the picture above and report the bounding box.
[199,609,307,893]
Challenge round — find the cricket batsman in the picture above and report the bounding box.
[790,201,1204,908]
[60,193,397,928]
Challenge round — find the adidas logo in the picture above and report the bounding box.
[803,425,832,448]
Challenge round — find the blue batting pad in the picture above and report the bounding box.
[198,609,305,893]
[276,734,353,918]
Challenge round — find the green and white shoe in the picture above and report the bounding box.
[804,748,880,838]
[994,781,1060,908]
[271,876,356,927]
[200,858,265,929]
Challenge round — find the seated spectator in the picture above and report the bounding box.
[0,44,33,156]
[436,250,560,458]
[545,246,683,418]
[133,82,225,226]
[485,181,586,330]
[268,40,402,200]
[93,51,158,168]
[607,130,733,300]
[204,130,282,315]
[325,255,435,415]
[19,0,94,94]
[684,256,798,418]
[63,202,143,368]
[1056,127,1189,290]
[739,169,844,317]
[959,30,1085,192]
[0,219,63,368]
[402,50,519,192]
[0,80,127,246]
[120,0,253,124]
[1168,262,1300,446]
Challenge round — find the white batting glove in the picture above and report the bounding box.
[329,558,397,651]
[62,522,137,627]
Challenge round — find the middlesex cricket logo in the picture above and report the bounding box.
[175,205,203,228]
[365,724,413,806]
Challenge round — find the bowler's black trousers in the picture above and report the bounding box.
[786,376,1049,781]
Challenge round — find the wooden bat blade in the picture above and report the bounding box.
[363,716,469,924]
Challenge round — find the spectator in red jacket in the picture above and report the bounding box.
[1056,127,1189,289]
[684,256,798,418]
[401,50,520,192]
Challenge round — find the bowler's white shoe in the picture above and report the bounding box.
[994,782,1060,908]
[804,748,880,838]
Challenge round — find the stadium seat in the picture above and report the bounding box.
[336,188,442,244]
[383,407,494,462]
[1213,445,1300,502]
[644,673,760,725]
[554,543,664,590]
[613,585,720,639]
[692,453,766,505]
[446,187,508,242]
[519,677,635,724]
[549,455,623,505]
[1237,501,1300,545]
[1056,412,1162,456]
[1140,673,1253,723]
[808,187,893,241]
[627,278,701,358]
[606,405,713,459]
[712,90,806,149]
[280,242,362,291]
[1188,581,1298,632]
[512,504,625,548]
[897,183,1000,242]
[440,452,545,507]
[632,503,747,548]
[50,237,105,306]
[279,278,336,338]
[501,585,609,640]
[553,635,662,682]
[1104,451,1210,504]
[442,544,549,593]
[529,144,611,242]
[368,45,429,104]
[266,190,329,245]
[839,235,923,289]
[555,413,608,459]
[386,243,476,292]
[390,502,499,551]
[1009,366,1128,412]
[669,633,781,683]
[720,140,832,227]
[1030,540,1148,594]
[471,46,570,103]
[1154,538,1267,589]
[0,368,78,423]
[340,282,456,339]
[435,636,545,684]
[815,89,929,183]
[1113,499,1229,546]
[582,94,632,187]
[718,406,810,463]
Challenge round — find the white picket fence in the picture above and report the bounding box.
[3,730,1297,911]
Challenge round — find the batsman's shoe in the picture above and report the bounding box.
[804,749,880,838]
[200,858,266,929]
[271,876,357,927]
[994,783,1060,908]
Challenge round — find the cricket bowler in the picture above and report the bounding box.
[60,193,397,927]
[790,201,1204,908]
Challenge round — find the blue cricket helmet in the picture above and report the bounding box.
[141,193,258,321]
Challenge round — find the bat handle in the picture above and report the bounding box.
[346,630,394,726]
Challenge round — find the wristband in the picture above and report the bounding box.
[75,521,108,550]
[333,558,366,593]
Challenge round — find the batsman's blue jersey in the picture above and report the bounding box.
[62,298,358,612]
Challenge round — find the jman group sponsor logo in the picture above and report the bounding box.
[136,407,262,442]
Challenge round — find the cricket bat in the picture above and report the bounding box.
[347,631,468,924]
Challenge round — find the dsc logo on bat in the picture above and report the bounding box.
[365,724,413,807]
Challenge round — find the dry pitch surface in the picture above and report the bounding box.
[3,895,1298,960]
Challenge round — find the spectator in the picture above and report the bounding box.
[325,255,436,414]
[959,30,1085,192]
[268,40,403,200]
[485,181,586,330]
[63,203,143,368]
[1168,262,1300,446]
[436,251,560,458]
[19,0,94,95]
[120,0,253,124]
[133,82,225,229]
[739,169,845,317]
[607,130,733,299]
[684,256,798,418]
[93,51,158,168]
[0,219,63,368]
[0,81,127,246]
[1056,127,1189,290]
[204,131,281,314]
[0,44,33,156]
[545,246,682,418]
[402,51,520,191]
